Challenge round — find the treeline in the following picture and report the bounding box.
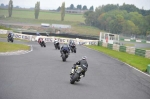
[57,4,94,11]
[0,3,20,9]
[84,4,150,36]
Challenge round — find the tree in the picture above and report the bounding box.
[82,5,88,10]
[61,2,65,21]
[57,6,61,11]
[8,0,13,17]
[89,6,94,11]
[1,3,5,7]
[77,5,82,10]
[80,5,82,10]
[119,4,139,13]
[34,1,40,19]
[70,4,74,9]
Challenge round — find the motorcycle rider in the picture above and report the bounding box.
[38,38,43,44]
[69,40,75,47]
[54,38,58,45]
[8,32,13,38]
[60,43,70,56]
[69,40,76,52]
[7,32,14,41]
[70,56,88,81]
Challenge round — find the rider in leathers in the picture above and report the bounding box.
[60,44,70,56]
[70,56,88,81]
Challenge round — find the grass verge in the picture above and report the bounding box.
[86,45,150,72]
[0,41,30,52]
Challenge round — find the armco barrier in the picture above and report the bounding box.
[22,32,99,40]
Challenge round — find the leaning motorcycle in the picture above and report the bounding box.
[70,65,87,84]
[38,38,46,47]
[61,49,69,62]
[54,41,60,50]
[40,41,46,47]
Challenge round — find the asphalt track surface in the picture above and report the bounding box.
[0,40,150,99]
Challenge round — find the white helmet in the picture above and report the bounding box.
[82,56,87,60]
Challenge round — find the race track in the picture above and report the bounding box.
[0,40,150,99]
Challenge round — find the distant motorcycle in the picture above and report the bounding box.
[7,34,14,43]
[54,41,60,50]
[70,43,76,53]
[70,65,87,84]
[38,38,46,47]
[61,49,69,62]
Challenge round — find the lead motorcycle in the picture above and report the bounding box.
[38,38,46,47]
[61,49,69,62]
[70,64,87,84]
[54,41,60,50]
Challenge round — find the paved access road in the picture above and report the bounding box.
[0,40,150,99]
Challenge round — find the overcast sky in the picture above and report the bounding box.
[0,0,150,10]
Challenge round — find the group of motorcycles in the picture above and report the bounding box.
[37,38,85,84]
[55,40,76,62]
[53,40,84,84]
[6,33,85,84]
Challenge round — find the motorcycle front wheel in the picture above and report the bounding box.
[70,73,79,84]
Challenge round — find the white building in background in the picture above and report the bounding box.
[99,32,120,44]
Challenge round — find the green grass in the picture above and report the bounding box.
[0,9,101,36]
[86,45,150,72]
[0,9,85,22]
[0,41,30,52]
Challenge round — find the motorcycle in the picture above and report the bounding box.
[61,49,69,62]
[40,41,46,47]
[7,34,14,43]
[70,65,87,84]
[38,38,46,47]
[70,43,76,53]
[54,41,60,50]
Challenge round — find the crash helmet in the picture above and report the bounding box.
[82,56,87,60]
